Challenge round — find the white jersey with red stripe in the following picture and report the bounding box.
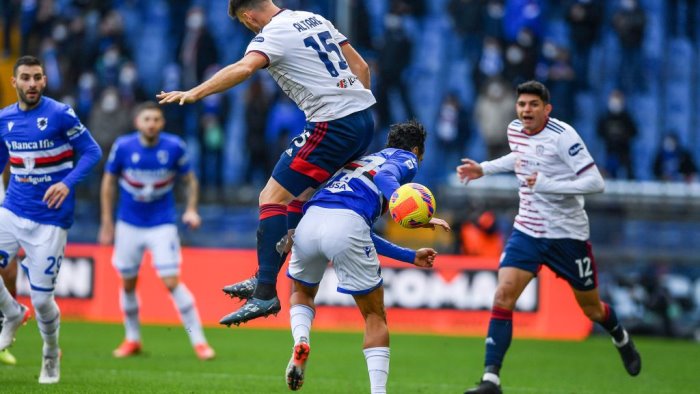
[245,9,375,122]
[483,117,598,240]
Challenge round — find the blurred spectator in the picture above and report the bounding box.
[503,0,545,42]
[198,65,229,192]
[177,5,218,89]
[460,210,503,257]
[159,63,185,136]
[0,0,17,57]
[473,36,504,90]
[612,0,647,93]
[88,86,132,169]
[435,92,470,165]
[541,42,575,121]
[95,43,126,88]
[483,0,505,39]
[117,62,147,105]
[474,77,515,159]
[652,132,698,183]
[375,10,415,129]
[503,27,538,86]
[565,0,603,90]
[597,90,637,179]
[244,77,274,187]
[265,94,307,174]
[447,0,485,66]
[348,0,372,52]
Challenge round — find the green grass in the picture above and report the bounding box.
[2,321,697,393]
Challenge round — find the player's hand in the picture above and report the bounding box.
[156,90,198,106]
[526,172,538,188]
[98,222,114,245]
[182,209,201,229]
[419,217,451,232]
[414,248,437,268]
[43,182,70,209]
[456,158,484,184]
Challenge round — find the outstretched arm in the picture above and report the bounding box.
[157,52,268,105]
[371,232,436,267]
[341,43,371,89]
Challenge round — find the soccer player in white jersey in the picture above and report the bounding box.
[98,102,215,360]
[457,81,641,394]
[0,56,102,384]
[158,0,376,326]
[285,120,450,393]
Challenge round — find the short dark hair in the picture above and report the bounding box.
[516,80,550,104]
[228,0,268,18]
[133,101,162,118]
[13,55,43,76]
[386,119,427,157]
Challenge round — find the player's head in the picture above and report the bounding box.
[386,119,427,162]
[515,80,552,133]
[12,55,46,110]
[229,0,276,33]
[133,102,165,143]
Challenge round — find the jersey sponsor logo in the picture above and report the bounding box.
[157,150,169,164]
[9,139,55,150]
[252,36,264,43]
[37,117,48,131]
[568,143,583,156]
[336,76,358,89]
[364,246,372,258]
[7,121,14,132]
[14,174,53,185]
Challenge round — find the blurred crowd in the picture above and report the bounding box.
[0,0,698,204]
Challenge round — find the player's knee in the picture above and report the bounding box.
[493,286,518,309]
[581,304,605,322]
[30,291,57,316]
[162,276,180,291]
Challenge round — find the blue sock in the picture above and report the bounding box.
[484,306,513,370]
[254,204,287,300]
[598,302,625,343]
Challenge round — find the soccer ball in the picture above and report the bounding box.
[388,183,436,228]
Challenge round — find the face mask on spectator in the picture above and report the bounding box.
[120,65,137,85]
[608,97,624,114]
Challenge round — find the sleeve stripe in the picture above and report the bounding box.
[576,162,595,175]
[245,50,270,68]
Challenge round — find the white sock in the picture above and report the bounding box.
[289,304,314,344]
[0,282,20,319]
[483,372,500,386]
[363,347,390,394]
[170,284,206,345]
[31,291,60,358]
[120,289,141,342]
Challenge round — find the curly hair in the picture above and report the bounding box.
[386,119,427,157]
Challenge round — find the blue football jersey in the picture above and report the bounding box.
[310,148,418,225]
[0,96,100,228]
[105,132,191,227]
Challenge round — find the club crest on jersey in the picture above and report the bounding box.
[7,121,14,132]
[23,156,35,171]
[131,153,140,163]
[157,150,169,164]
[37,117,48,131]
[536,145,545,156]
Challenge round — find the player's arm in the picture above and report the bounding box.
[157,53,267,106]
[371,232,436,268]
[527,132,605,195]
[341,43,371,89]
[457,152,517,184]
[98,172,117,245]
[181,171,201,229]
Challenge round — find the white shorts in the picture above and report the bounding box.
[113,221,181,279]
[0,207,67,292]
[287,206,382,294]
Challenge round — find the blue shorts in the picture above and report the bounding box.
[500,229,598,291]
[272,109,374,197]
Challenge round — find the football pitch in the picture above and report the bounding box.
[1,321,695,393]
